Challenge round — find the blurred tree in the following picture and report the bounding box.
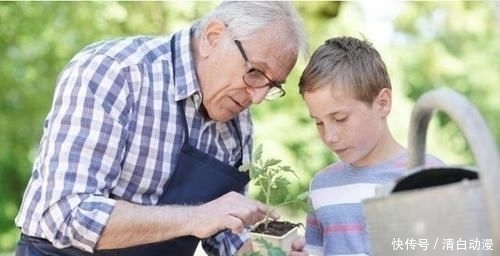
[392,1,500,164]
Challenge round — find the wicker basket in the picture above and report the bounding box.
[364,87,500,256]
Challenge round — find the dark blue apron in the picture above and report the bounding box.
[16,34,250,256]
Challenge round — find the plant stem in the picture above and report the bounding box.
[263,174,275,230]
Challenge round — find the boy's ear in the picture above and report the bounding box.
[376,88,392,116]
[198,19,227,58]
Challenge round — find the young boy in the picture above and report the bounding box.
[298,36,443,255]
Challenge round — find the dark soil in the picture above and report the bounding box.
[252,220,303,236]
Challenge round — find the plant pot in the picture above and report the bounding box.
[248,220,301,255]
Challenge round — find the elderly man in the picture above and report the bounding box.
[15,1,309,256]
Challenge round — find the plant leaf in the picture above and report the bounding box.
[264,159,281,168]
[253,144,263,161]
[253,238,287,256]
[296,191,309,200]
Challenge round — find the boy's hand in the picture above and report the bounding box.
[289,236,308,256]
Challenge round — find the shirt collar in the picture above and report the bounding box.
[172,26,202,105]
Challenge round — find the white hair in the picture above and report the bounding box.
[192,1,308,58]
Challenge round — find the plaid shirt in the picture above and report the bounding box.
[15,27,253,255]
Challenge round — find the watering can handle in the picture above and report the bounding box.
[408,87,500,251]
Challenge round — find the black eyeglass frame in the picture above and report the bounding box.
[233,40,286,99]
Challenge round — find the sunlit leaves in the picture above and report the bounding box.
[392,1,500,164]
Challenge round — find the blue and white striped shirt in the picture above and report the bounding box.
[15,27,253,255]
[305,152,442,256]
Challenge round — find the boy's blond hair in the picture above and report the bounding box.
[299,36,391,104]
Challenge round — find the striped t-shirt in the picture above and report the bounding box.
[305,152,442,256]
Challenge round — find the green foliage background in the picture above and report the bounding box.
[0,1,499,252]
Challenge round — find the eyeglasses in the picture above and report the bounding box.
[233,40,286,100]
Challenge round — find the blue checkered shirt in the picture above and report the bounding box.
[15,27,253,255]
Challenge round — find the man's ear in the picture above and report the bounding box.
[376,88,392,116]
[199,20,227,58]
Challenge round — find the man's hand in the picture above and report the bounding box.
[289,236,308,256]
[188,191,279,238]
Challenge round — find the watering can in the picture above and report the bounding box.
[364,87,500,256]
